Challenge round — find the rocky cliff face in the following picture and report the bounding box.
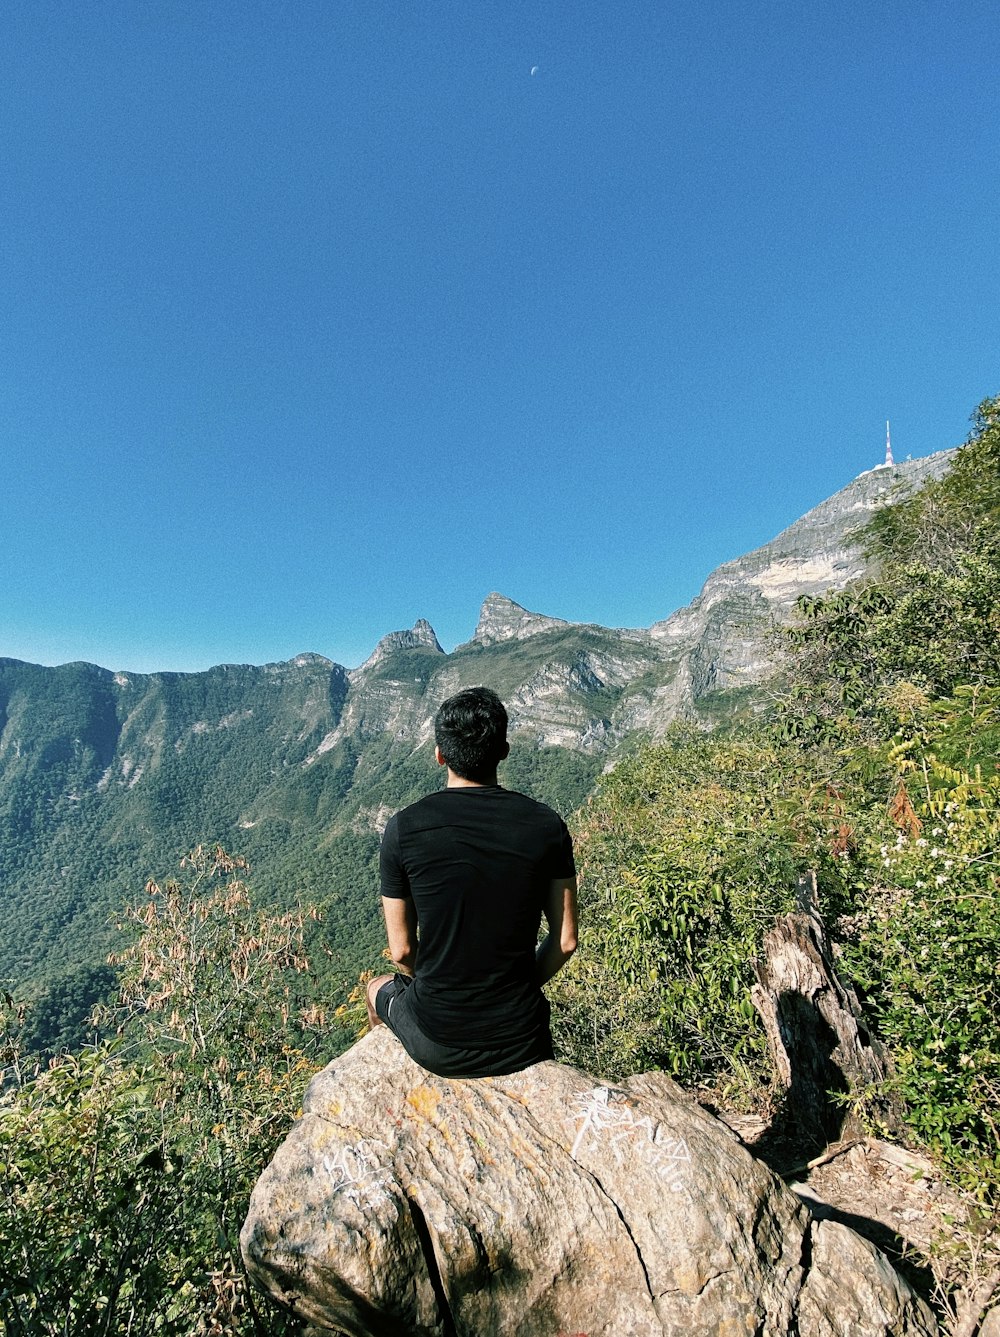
[647,452,953,705]
[349,452,953,749]
[355,619,444,673]
[468,592,573,646]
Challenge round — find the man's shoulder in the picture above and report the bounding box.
[394,789,450,817]
[391,786,568,830]
[500,787,566,825]
[388,789,451,833]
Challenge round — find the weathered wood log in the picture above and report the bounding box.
[751,872,905,1140]
[952,1267,1000,1337]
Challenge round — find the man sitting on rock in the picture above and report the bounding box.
[366,686,579,1078]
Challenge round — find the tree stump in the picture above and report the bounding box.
[751,872,904,1142]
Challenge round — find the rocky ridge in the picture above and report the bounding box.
[467,592,574,647]
[648,452,953,702]
[354,619,444,674]
[336,452,954,751]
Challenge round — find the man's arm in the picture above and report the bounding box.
[536,876,578,986]
[381,895,418,976]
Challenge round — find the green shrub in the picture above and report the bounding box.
[0,846,342,1335]
[842,749,1000,1193]
[550,730,829,1092]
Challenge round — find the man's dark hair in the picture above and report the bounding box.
[434,687,508,782]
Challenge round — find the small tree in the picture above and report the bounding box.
[1,846,342,1336]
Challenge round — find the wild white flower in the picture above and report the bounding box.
[930,847,942,858]
[935,874,947,887]
[944,859,954,869]
[916,838,928,847]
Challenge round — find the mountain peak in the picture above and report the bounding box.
[471,593,571,647]
[288,653,335,669]
[356,618,444,673]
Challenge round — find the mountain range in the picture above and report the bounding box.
[0,449,954,1047]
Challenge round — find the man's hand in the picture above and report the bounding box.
[536,877,578,985]
[381,895,418,976]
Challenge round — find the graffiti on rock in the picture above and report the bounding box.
[567,1087,691,1190]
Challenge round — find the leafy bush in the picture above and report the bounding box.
[550,730,836,1091]
[839,712,1000,1190]
[1,1044,188,1335]
[0,846,344,1335]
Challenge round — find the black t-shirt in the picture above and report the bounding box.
[379,785,576,1047]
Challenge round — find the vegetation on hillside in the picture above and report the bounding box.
[0,636,606,1060]
[1,846,347,1335]
[552,394,1000,1203]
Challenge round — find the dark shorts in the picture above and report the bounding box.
[375,974,554,1079]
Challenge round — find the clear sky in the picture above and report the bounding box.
[3,1,998,673]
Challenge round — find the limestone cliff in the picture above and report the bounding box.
[645,451,954,709]
[353,619,444,674]
[327,453,956,753]
[467,593,573,647]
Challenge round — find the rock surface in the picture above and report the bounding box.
[354,619,445,673]
[980,1306,1000,1337]
[241,1030,938,1337]
[648,451,954,704]
[469,593,573,647]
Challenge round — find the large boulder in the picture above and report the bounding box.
[241,1030,938,1336]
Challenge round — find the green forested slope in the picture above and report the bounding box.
[0,656,357,1044]
[0,643,604,1053]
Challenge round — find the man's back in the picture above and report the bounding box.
[380,785,574,1047]
[368,685,578,1079]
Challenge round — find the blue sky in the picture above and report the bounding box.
[2,0,997,673]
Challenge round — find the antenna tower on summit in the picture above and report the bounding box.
[885,420,894,467]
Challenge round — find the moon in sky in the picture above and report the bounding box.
[530,65,539,75]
